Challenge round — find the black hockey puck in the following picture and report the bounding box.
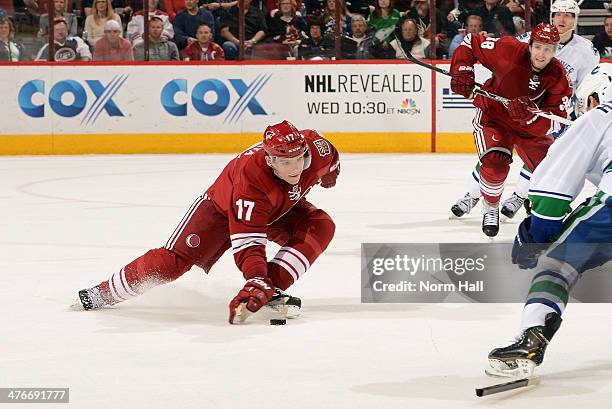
[270,319,286,325]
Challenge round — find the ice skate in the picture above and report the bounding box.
[451,193,480,218]
[501,193,526,219]
[265,288,301,318]
[486,313,562,378]
[482,202,500,237]
[70,286,113,311]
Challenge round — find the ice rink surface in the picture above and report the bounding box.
[1,153,611,409]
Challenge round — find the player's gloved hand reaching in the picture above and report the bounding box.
[511,216,548,269]
[450,65,475,98]
[320,162,340,188]
[229,276,275,324]
[508,97,538,123]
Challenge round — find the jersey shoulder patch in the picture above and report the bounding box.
[313,138,331,157]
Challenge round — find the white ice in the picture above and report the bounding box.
[1,154,610,409]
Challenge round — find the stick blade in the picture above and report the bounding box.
[475,378,530,397]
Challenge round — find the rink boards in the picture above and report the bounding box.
[0,61,491,155]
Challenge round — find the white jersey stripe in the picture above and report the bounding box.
[230,232,267,240]
[232,240,267,254]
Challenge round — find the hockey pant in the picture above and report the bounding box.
[472,108,553,204]
[520,191,612,330]
[96,197,335,305]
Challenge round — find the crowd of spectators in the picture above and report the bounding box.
[0,0,610,61]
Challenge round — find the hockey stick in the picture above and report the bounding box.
[475,377,539,396]
[393,34,573,126]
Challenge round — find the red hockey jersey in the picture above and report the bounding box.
[205,130,340,279]
[451,33,573,137]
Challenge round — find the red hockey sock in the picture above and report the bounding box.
[479,151,512,205]
[98,248,192,304]
[267,210,336,290]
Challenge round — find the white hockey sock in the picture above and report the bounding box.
[514,167,531,198]
[519,303,557,333]
[468,165,482,199]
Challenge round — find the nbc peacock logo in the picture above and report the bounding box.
[398,98,420,115]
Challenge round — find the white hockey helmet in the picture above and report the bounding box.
[550,0,580,29]
[575,63,612,117]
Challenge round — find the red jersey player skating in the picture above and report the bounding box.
[72,121,340,324]
[450,23,572,237]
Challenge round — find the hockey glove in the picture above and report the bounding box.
[320,161,340,188]
[508,97,537,123]
[511,216,548,269]
[450,65,475,98]
[229,276,275,324]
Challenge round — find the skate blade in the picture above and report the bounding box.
[266,303,300,319]
[69,298,85,311]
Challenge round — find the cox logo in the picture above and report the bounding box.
[18,75,128,125]
[161,74,271,123]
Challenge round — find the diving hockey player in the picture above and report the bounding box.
[450,22,573,237]
[72,121,340,324]
[486,63,612,377]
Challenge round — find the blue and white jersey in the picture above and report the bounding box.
[529,102,612,221]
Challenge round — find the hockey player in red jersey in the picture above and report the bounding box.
[72,121,340,324]
[450,22,573,237]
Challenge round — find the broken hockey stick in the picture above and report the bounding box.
[475,377,539,397]
[393,34,573,126]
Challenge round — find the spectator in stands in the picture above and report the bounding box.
[304,0,325,16]
[322,0,351,36]
[344,14,384,58]
[298,19,333,58]
[389,17,429,59]
[174,0,215,49]
[512,15,525,35]
[269,0,307,45]
[133,15,180,60]
[127,0,174,44]
[471,0,515,37]
[93,19,134,60]
[219,0,267,60]
[164,0,185,22]
[39,0,78,38]
[446,0,482,33]
[85,0,122,47]
[404,0,447,37]
[367,0,400,42]
[182,22,224,59]
[35,19,92,61]
[201,0,239,20]
[448,14,482,57]
[267,0,303,16]
[592,15,612,59]
[0,16,28,61]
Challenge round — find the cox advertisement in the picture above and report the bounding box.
[1,64,432,137]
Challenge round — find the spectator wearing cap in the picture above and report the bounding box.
[174,0,215,50]
[0,16,28,61]
[448,14,483,57]
[367,0,400,42]
[182,22,225,59]
[298,19,333,58]
[35,18,92,61]
[389,17,429,59]
[219,0,267,60]
[127,0,175,44]
[39,0,78,38]
[471,0,515,37]
[592,15,612,59]
[84,0,122,47]
[93,19,134,60]
[133,15,180,60]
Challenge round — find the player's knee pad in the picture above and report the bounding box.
[481,150,512,170]
[302,209,335,251]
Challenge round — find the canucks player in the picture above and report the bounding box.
[486,63,612,378]
[451,0,600,224]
